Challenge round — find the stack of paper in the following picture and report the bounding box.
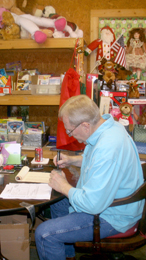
[0,183,52,200]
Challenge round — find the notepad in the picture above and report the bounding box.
[15,166,50,183]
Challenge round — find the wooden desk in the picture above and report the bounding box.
[0,163,77,216]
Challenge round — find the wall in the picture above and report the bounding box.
[0,0,145,134]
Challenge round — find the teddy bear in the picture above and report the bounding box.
[0,10,20,40]
[127,80,142,99]
[115,65,132,80]
[0,1,74,43]
[114,102,134,133]
[99,58,117,90]
[138,106,146,125]
[32,5,83,39]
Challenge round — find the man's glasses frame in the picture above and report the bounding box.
[66,123,81,137]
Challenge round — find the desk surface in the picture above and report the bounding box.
[0,163,77,215]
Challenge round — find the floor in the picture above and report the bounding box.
[30,244,146,260]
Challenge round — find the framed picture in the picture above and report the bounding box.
[99,96,110,116]
[90,9,146,73]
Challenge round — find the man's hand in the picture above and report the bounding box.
[53,153,83,168]
[49,169,73,197]
[53,153,71,169]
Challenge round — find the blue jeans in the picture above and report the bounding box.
[35,198,119,260]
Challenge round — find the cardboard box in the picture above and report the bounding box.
[28,217,43,243]
[0,215,29,260]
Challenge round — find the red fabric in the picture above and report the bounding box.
[107,221,139,238]
[56,68,85,151]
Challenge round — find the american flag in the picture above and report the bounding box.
[112,35,126,68]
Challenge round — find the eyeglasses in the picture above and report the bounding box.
[66,123,81,137]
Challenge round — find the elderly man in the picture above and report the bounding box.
[35,95,144,260]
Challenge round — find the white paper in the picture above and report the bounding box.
[31,158,49,164]
[0,183,52,200]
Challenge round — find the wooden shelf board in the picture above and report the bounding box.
[0,38,83,50]
[0,94,60,105]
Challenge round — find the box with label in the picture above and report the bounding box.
[0,215,29,260]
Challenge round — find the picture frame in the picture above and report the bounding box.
[90,9,146,73]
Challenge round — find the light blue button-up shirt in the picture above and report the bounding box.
[68,114,144,233]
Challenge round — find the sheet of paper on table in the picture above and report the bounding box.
[0,183,52,200]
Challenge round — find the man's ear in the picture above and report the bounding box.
[81,122,90,132]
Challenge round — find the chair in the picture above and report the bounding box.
[75,163,146,260]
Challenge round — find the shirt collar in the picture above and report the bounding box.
[86,114,114,146]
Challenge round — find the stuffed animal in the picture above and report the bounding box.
[127,80,142,99]
[138,106,146,125]
[114,102,134,133]
[0,10,20,40]
[0,0,26,16]
[33,5,83,38]
[99,59,117,89]
[115,65,132,80]
[0,2,74,43]
[84,26,116,71]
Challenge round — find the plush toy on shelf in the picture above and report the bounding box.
[125,28,146,80]
[127,80,142,99]
[0,11,20,40]
[114,102,134,133]
[99,58,117,90]
[84,26,116,71]
[0,1,79,43]
[33,5,83,38]
[138,107,146,125]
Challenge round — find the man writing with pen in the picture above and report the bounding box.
[35,95,144,260]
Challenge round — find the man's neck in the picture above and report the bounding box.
[90,117,106,135]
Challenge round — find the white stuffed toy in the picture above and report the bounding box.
[0,7,68,43]
[34,5,83,39]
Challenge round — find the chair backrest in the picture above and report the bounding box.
[75,163,146,254]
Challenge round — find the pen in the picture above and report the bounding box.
[57,151,60,170]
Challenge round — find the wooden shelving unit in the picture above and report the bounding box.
[0,38,84,50]
[0,38,85,159]
[0,94,60,106]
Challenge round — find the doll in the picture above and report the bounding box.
[125,28,146,79]
[84,26,116,71]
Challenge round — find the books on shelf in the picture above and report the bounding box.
[24,121,45,134]
[7,121,24,133]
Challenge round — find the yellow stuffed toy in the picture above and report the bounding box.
[0,11,20,40]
